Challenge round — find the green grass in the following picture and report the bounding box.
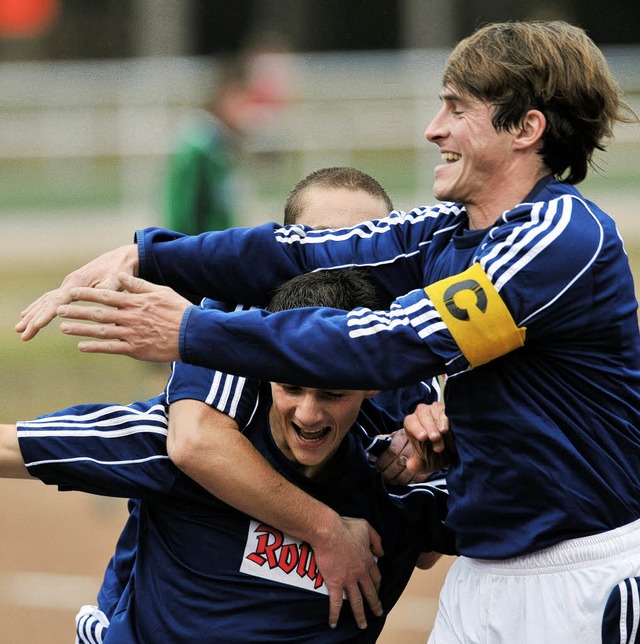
[0,157,124,211]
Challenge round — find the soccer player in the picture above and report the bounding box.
[17,21,640,642]
[11,167,446,639]
[1,268,453,642]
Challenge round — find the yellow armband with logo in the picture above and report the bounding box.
[424,263,526,368]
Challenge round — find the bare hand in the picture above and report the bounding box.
[15,244,139,341]
[312,516,384,630]
[404,401,455,472]
[56,273,190,363]
[375,428,430,484]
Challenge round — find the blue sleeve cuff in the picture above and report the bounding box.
[179,305,197,363]
[135,229,148,279]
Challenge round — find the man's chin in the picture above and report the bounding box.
[431,177,453,202]
[432,187,453,202]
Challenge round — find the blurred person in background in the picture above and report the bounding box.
[163,38,293,237]
[162,57,253,235]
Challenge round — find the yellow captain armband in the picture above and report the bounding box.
[424,263,526,368]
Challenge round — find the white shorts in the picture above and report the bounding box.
[429,518,640,644]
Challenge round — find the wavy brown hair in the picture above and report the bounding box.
[443,21,637,184]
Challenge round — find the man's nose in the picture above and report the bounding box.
[424,107,445,143]
[295,395,324,425]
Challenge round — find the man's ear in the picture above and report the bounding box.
[513,109,546,151]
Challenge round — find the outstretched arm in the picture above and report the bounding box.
[167,399,383,630]
[50,274,442,390]
[16,207,438,345]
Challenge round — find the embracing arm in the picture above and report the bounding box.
[16,206,443,343]
[136,212,434,305]
[167,399,383,629]
[52,277,445,387]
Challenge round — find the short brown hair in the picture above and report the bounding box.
[283,166,394,226]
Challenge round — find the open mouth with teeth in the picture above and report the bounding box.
[292,422,332,446]
[442,152,461,163]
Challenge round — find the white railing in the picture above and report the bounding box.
[0,47,638,216]
[2,47,638,156]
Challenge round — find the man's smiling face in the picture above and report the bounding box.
[268,383,378,477]
[424,86,516,211]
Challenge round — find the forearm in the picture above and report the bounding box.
[16,397,178,497]
[168,400,384,628]
[0,424,33,479]
[180,292,442,390]
[136,210,430,307]
[167,401,340,546]
[137,224,301,306]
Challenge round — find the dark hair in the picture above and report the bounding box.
[443,20,637,184]
[267,268,379,313]
[283,166,394,225]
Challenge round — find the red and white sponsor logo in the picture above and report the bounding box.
[240,520,328,595]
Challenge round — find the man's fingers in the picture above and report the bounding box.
[58,302,117,324]
[345,572,383,630]
[16,290,70,340]
[406,452,426,476]
[404,402,449,442]
[60,320,124,340]
[93,270,134,292]
[405,402,456,472]
[376,429,428,485]
[327,590,344,630]
[65,286,124,307]
[327,586,380,630]
[54,284,184,363]
[362,582,383,618]
[344,588,368,630]
[76,340,132,355]
[18,298,40,320]
[367,525,384,560]
[374,432,408,470]
[114,272,160,293]
[15,244,140,340]
[403,409,428,442]
[380,454,408,483]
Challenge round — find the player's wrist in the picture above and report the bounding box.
[303,505,341,550]
[121,243,140,277]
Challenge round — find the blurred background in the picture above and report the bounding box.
[1,1,638,642]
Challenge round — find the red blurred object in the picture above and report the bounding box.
[0,0,59,38]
